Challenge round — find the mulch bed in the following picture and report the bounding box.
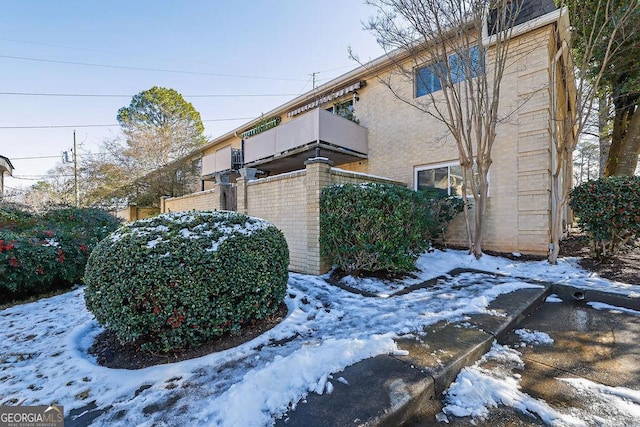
[89,303,288,370]
[559,234,640,285]
[89,236,639,370]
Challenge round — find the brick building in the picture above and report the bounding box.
[160,2,575,274]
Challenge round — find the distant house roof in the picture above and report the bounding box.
[489,0,558,35]
[0,155,14,176]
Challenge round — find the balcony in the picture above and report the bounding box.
[201,146,242,180]
[243,108,368,174]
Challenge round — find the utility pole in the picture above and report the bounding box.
[73,130,79,207]
[310,72,317,90]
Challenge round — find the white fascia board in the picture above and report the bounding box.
[482,7,564,47]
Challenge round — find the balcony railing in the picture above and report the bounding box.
[243,108,368,167]
[201,146,242,177]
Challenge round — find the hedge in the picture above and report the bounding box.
[320,183,463,275]
[0,205,120,303]
[83,210,289,353]
[569,176,640,258]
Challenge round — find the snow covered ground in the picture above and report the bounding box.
[1,249,639,426]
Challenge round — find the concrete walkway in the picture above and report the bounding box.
[277,279,640,426]
[276,277,551,426]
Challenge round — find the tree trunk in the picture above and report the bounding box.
[614,105,640,175]
[603,105,629,176]
[604,79,639,177]
[599,94,611,177]
[472,171,489,259]
[548,148,569,265]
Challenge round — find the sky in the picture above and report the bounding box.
[0,1,385,194]
[2,247,640,426]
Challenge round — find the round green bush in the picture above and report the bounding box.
[83,210,289,353]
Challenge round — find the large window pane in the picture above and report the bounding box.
[449,165,464,196]
[417,167,449,195]
[450,46,481,84]
[416,162,483,197]
[415,64,442,97]
[415,47,483,97]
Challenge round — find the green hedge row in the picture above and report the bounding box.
[320,183,464,275]
[84,211,289,353]
[569,176,640,258]
[0,205,121,303]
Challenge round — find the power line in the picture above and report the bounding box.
[0,117,253,129]
[0,91,299,98]
[11,155,61,160]
[0,123,119,129]
[0,37,360,79]
[315,64,357,74]
[0,37,220,67]
[11,153,106,160]
[0,54,308,82]
[9,175,75,180]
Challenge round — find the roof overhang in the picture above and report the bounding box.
[0,156,14,176]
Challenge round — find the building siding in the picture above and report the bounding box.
[159,19,567,269]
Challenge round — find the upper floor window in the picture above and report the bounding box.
[326,99,358,123]
[415,46,482,97]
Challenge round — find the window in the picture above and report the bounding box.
[415,62,444,97]
[326,99,357,123]
[415,46,482,97]
[415,162,481,197]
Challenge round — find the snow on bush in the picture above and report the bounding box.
[84,210,289,353]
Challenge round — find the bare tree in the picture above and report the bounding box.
[79,144,133,209]
[548,0,639,264]
[573,138,600,184]
[358,0,527,258]
[22,179,70,212]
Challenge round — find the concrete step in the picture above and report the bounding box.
[276,283,551,426]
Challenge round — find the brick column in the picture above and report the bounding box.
[236,176,248,214]
[159,196,168,213]
[214,183,228,211]
[129,204,138,221]
[304,157,333,275]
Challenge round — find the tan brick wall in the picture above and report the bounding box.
[162,187,224,213]
[340,26,555,255]
[330,167,405,186]
[114,206,159,222]
[244,170,308,273]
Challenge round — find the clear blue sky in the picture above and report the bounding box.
[0,1,384,192]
